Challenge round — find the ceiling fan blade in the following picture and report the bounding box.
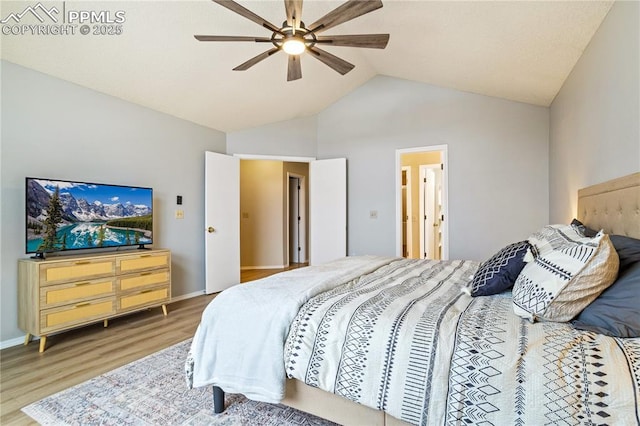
[233,47,280,71]
[213,0,282,34]
[285,0,303,31]
[194,35,272,42]
[308,0,383,34]
[287,55,302,81]
[315,34,389,49]
[307,46,355,75]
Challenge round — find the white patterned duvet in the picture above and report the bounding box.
[187,256,640,426]
[284,258,640,426]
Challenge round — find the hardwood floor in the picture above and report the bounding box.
[0,265,304,425]
[240,262,308,282]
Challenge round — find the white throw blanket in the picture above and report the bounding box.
[186,256,397,403]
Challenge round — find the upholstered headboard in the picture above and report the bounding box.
[577,172,640,239]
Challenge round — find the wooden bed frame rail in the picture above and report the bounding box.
[212,382,409,425]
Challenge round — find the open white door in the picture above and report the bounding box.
[205,152,240,294]
[310,158,346,265]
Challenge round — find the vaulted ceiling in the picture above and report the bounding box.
[1,0,613,132]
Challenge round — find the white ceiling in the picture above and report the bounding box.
[1,0,614,132]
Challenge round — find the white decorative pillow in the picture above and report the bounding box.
[512,224,619,322]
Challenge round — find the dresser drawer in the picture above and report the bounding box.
[41,278,115,309]
[40,258,115,286]
[117,251,170,274]
[118,286,169,312]
[41,297,116,333]
[118,270,169,292]
[19,249,171,352]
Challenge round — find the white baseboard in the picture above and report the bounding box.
[0,290,207,350]
[0,336,27,350]
[240,265,287,270]
[170,290,205,302]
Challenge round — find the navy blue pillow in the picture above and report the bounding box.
[572,261,640,337]
[571,218,598,237]
[469,241,530,296]
[610,234,640,273]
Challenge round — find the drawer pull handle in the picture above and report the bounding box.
[140,255,152,258]
[140,272,152,276]
[75,282,91,286]
[75,302,91,308]
[75,261,91,265]
[140,289,153,294]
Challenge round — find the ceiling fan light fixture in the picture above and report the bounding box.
[282,37,306,55]
[197,0,389,80]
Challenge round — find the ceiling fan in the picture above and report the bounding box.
[195,0,389,81]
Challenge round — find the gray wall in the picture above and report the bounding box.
[549,1,640,223]
[226,76,550,261]
[0,61,226,344]
[227,116,317,158]
[317,76,549,260]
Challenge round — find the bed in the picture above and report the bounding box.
[186,172,640,426]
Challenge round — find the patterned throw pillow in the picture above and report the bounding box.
[468,241,530,296]
[512,224,619,322]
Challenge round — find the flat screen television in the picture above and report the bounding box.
[26,177,153,257]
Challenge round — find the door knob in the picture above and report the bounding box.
[207,227,215,233]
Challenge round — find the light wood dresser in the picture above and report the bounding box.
[18,249,171,352]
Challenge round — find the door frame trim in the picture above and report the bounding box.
[401,166,412,258]
[234,154,316,163]
[395,145,449,260]
[287,173,307,264]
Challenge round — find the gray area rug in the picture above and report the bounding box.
[22,339,337,425]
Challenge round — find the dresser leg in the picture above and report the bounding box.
[162,304,168,316]
[24,334,32,346]
[39,336,47,353]
[104,319,109,328]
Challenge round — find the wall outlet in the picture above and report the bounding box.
[369,210,378,219]
[175,210,184,219]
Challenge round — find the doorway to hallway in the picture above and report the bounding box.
[396,146,449,260]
